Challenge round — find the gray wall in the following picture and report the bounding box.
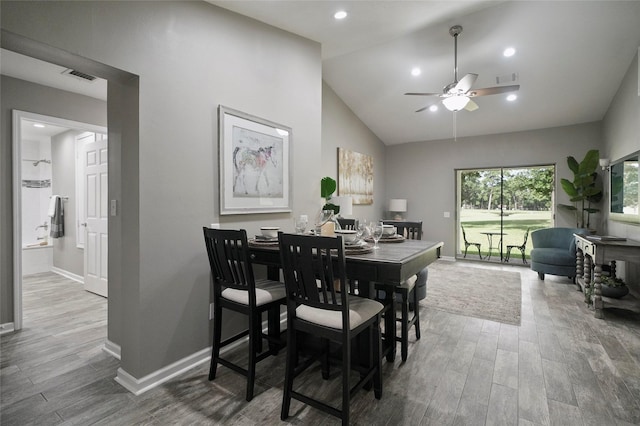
[51,130,85,276]
[0,75,107,323]
[1,1,321,378]
[322,81,387,221]
[385,122,604,257]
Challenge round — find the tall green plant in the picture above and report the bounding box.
[320,176,340,214]
[558,149,602,229]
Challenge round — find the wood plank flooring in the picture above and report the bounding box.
[3,263,640,425]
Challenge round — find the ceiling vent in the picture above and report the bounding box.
[61,69,97,83]
[496,72,519,85]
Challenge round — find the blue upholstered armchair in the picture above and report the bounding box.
[530,227,585,280]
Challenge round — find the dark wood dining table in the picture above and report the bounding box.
[248,238,444,361]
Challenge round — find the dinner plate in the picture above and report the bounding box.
[344,244,374,254]
[248,238,279,247]
[364,235,405,243]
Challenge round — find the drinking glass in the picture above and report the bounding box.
[294,215,308,234]
[315,210,333,235]
[371,221,383,249]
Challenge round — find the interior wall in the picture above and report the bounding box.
[322,81,387,221]
[0,75,107,324]
[51,130,84,276]
[385,122,603,257]
[1,1,322,378]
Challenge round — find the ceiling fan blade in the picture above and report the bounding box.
[454,73,478,93]
[415,105,431,113]
[465,99,479,111]
[469,85,520,97]
[405,92,442,96]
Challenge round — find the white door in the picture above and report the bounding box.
[82,133,108,297]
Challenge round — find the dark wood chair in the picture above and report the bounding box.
[202,227,285,401]
[336,217,357,230]
[505,227,530,264]
[461,225,482,259]
[380,220,425,361]
[278,232,383,426]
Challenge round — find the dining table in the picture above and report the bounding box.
[248,237,444,362]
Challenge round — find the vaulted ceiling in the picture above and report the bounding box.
[210,1,640,144]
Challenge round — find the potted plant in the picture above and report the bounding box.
[600,275,629,299]
[320,176,340,215]
[558,149,603,230]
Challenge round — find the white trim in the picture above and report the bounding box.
[51,267,84,283]
[115,347,211,396]
[103,339,121,359]
[439,255,456,262]
[0,323,16,335]
[115,314,288,395]
[12,110,107,331]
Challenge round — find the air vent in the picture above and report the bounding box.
[496,72,519,85]
[61,69,97,83]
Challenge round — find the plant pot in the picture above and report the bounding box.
[600,283,629,299]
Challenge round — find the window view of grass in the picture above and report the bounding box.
[458,166,554,261]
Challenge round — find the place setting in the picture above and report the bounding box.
[364,223,405,246]
[248,226,280,246]
[335,228,374,254]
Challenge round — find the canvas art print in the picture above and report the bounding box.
[219,106,291,214]
[338,148,373,205]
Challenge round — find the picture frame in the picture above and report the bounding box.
[219,106,292,215]
[337,147,373,205]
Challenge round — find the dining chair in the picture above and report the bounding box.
[505,227,530,264]
[278,232,383,426]
[380,220,425,361]
[336,217,356,230]
[202,227,286,401]
[461,225,482,259]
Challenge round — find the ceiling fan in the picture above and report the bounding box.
[405,25,520,112]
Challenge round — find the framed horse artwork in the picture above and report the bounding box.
[219,106,292,214]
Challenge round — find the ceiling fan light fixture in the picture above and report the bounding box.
[503,47,516,57]
[429,105,438,112]
[443,96,470,111]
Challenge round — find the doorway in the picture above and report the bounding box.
[13,110,108,320]
[456,165,555,262]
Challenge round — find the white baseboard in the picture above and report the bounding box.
[115,314,287,395]
[0,322,15,335]
[51,267,84,283]
[439,256,456,262]
[103,339,121,359]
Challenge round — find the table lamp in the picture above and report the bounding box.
[389,199,407,220]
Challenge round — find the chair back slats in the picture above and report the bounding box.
[203,228,255,294]
[383,220,422,240]
[336,218,356,230]
[279,233,347,314]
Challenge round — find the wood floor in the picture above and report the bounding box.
[3,263,640,425]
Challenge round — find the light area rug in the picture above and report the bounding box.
[421,260,522,325]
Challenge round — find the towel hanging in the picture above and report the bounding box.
[50,195,65,238]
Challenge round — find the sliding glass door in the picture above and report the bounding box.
[457,165,555,262]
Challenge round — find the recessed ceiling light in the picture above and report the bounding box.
[506,94,517,102]
[411,67,421,77]
[429,105,438,112]
[334,11,347,20]
[503,47,516,57]
[33,123,45,128]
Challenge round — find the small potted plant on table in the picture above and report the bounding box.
[599,275,629,299]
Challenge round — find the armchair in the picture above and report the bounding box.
[530,227,585,280]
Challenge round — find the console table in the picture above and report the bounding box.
[574,234,640,319]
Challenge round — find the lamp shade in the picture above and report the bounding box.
[389,199,407,212]
[442,96,470,112]
[332,196,353,216]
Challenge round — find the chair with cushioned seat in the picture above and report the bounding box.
[203,227,286,401]
[278,232,383,425]
[380,220,427,361]
[530,227,585,280]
